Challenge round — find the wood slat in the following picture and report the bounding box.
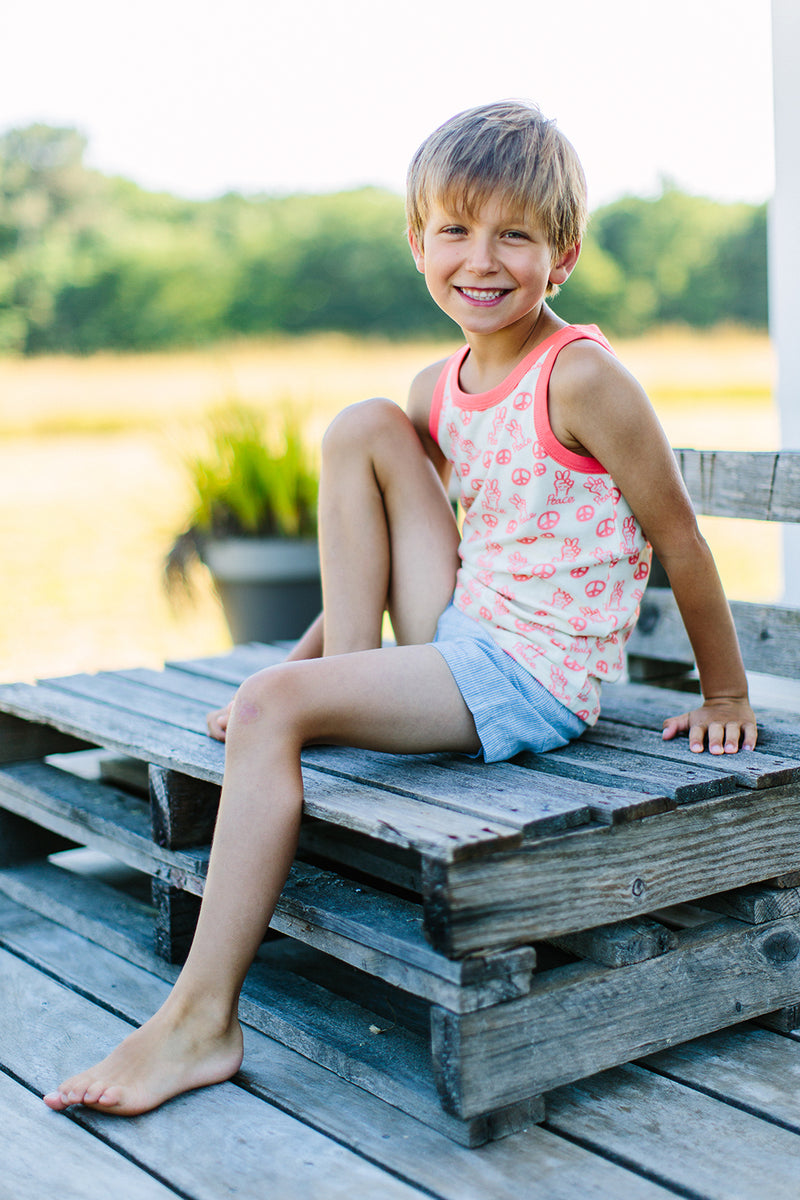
[676,448,800,522]
[547,916,677,968]
[421,784,800,955]
[0,762,530,1005]
[546,1060,800,1200]
[0,893,675,1196]
[640,1023,800,1131]
[585,720,800,789]
[0,684,519,858]
[41,674,595,837]
[627,587,800,676]
[430,913,800,1118]
[515,736,735,810]
[0,1071,178,1200]
[0,948,432,1192]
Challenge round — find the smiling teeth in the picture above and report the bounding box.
[460,288,505,300]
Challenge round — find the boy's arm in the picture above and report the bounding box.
[550,341,756,755]
[406,360,452,486]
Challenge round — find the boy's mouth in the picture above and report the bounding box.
[456,287,510,305]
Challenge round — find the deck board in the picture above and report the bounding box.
[2,886,799,1198]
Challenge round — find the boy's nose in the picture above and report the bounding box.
[466,237,498,274]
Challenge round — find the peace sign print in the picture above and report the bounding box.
[496,448,512,465]
[576,505,594,522]
[537,510,560,532]
[596,517,616,538]
[512,468,531,486]
[634,561,650,581]
[513,391,533,410]
[584,579,606,599]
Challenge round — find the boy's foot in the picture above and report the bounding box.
[43,1003,244,1116]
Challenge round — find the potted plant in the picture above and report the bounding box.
[166,403,321,644]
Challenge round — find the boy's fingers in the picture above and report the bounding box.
[690,718,714,753]
[662,713,689,741]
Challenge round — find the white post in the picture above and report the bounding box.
[770,0,800,600]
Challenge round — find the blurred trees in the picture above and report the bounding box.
[0,124,769,355]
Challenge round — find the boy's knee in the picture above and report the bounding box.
[228,663,312,742]
[322,397,408,459]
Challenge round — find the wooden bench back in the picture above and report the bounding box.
[626,449,800,679]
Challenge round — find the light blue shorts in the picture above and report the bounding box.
[431,603,587,763]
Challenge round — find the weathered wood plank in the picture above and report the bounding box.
[640,1023,800,1131]
[0,895,671,1197]
[0,1071,178,1200]
[547,916,677,968]
[0,859,156,966]
[676,448,800,523]
[515,736,736,811]
[585,720,800,790]
[119,664,237,707]
[430,913,800,1117]
[626,587,800,678]
[0,709,91,761]
[149,764,220,848]
[41,671,595,837]
[151,877,202,962]
[0,686,519,857]
[0,950,430,1195]
[302,746,594,835]
[547,1060,800,1200]
[421,784,800,955]
[0,767,529,1004]
[698,882,800,924]
[165,642,286,684]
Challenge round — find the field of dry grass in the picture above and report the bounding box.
[1,327,778,684]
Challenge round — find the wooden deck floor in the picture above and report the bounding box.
[4,885,800,1200]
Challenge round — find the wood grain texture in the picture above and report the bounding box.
[430,914,800,1117]
[676,448,800,523]
[0,1071,178,1200]
[627,587,800,677]
[422,785,800,955]
[547,1060,800,1200]
[0,949,429,1196]
[0,893,674,1198]
[547,916,676,967]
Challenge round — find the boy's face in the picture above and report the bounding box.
[409,195,578,340]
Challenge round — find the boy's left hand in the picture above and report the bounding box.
[662,696,757,755]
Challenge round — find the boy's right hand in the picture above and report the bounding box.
[207,699,234,741]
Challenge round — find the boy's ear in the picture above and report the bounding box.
[549,242,581,288]
[408,229,425,273]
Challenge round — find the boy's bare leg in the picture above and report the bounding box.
[45,400,468,1116]
[207,397,460,737]
[317,398,460,654]
[44,645,479,1115]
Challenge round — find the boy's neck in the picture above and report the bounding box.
[458,305,565,395]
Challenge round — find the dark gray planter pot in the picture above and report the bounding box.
[202,538,321,644]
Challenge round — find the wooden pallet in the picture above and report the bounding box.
[2,637,800,1145]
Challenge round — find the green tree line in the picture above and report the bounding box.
[0,124,768,355]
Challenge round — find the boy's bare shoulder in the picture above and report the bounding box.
[407,356,450,422]
[552,336,639,393]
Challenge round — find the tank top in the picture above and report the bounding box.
[430,324,651,723]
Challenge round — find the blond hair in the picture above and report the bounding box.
[406,100,587,267]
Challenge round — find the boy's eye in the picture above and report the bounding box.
[441,224,467,236]
[503,230,529,241]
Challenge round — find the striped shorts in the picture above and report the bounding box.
[431,603,586,763]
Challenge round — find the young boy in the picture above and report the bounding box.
[45,100,756,1117]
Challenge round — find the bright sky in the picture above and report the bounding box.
[1,0,774,210]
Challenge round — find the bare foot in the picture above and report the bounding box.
[43,1002,243,1116]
